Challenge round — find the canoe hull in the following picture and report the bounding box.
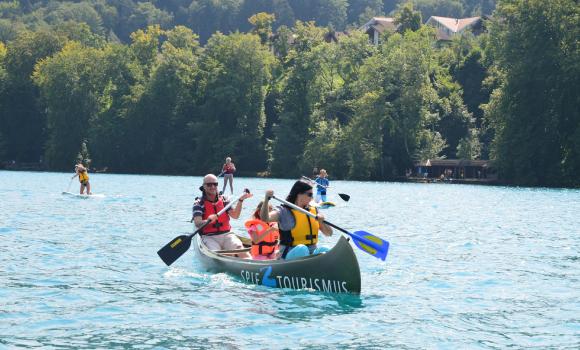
[193,235,361,294]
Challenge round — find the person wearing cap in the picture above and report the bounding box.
[72,162,91,195]
[192,174,252,258]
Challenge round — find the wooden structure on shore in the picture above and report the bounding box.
[414,159,496,181]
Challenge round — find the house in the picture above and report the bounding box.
[425,16,484,41]
[360,17,398,45]
[414,159,495,180]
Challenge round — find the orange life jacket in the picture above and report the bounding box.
[245,219,280,257]
[201,196,231,235]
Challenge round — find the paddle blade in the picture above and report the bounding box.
[157,234,192,266]
[338,193,350,202]
[349,231,389,261]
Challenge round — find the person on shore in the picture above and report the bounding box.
[245,201,280,260]
[221,157,236,195]
[71,163,91,195]
[314,169,329,203]
[260,180,333,260]
[192,174,251,258]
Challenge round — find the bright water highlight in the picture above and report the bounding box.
[1,171,579,348]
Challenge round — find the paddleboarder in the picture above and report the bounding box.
[71,163,91,195]
[314,169,330,203]
[221,157,236,195]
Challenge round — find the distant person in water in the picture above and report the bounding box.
[314,169,329,203]
[221,157,236,195]
[72,163,91,195]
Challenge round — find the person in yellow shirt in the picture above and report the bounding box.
[72,163,91,195]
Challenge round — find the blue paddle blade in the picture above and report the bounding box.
[349,230,390,261]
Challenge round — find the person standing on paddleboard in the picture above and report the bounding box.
[314,169,329,203]
[72,163,91,195]
[221,157,236,195]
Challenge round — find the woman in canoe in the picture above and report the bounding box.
[260,180,333,260]
[244,201,280,260]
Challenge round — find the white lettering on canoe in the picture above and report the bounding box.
[239,269,350,293]
[321,279,333,292]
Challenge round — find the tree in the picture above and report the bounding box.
[394,2,422,33]
[248,12,276,44]
[33,42,111,170]
[194,32,273,173]
[456,128,481,160]
[484,0,579,186]
[0,30,66,163]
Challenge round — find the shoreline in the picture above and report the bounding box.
[3,167,578,190]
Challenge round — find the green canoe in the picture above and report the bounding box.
[193,234,362,294]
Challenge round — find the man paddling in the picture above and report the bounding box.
[192,174,252,258]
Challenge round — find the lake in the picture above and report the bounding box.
[1,171,578,348]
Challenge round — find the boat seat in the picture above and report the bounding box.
[215,248,251,255]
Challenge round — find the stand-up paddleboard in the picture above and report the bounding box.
[314,201,336,209]
[62,192,105,198]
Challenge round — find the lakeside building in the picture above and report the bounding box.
[361,15,486,45]
[424,16,485,41]
[360,17,398,45]
[414,159,496,181]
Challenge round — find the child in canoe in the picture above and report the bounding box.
[245,201,280,260]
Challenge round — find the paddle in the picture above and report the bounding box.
[65,177,73,193]
[271,195,389,261]
[301,175,350,202]
[157,189,249,266]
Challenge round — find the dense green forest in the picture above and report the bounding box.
[0,0,578,187]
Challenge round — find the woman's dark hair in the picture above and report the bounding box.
[286,180,312,204]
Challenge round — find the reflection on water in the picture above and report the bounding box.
[1,171,579,348]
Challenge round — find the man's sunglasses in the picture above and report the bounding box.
[204,182,219,187]
[302,191,313,197]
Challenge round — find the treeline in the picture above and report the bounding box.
[0,1,495,44]
[0,0,578,187]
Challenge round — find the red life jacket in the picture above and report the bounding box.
[245,219,280,257]
[223,163,235,174]
[201,196,231,235]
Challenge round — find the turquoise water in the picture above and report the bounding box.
[1,171,579,349]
